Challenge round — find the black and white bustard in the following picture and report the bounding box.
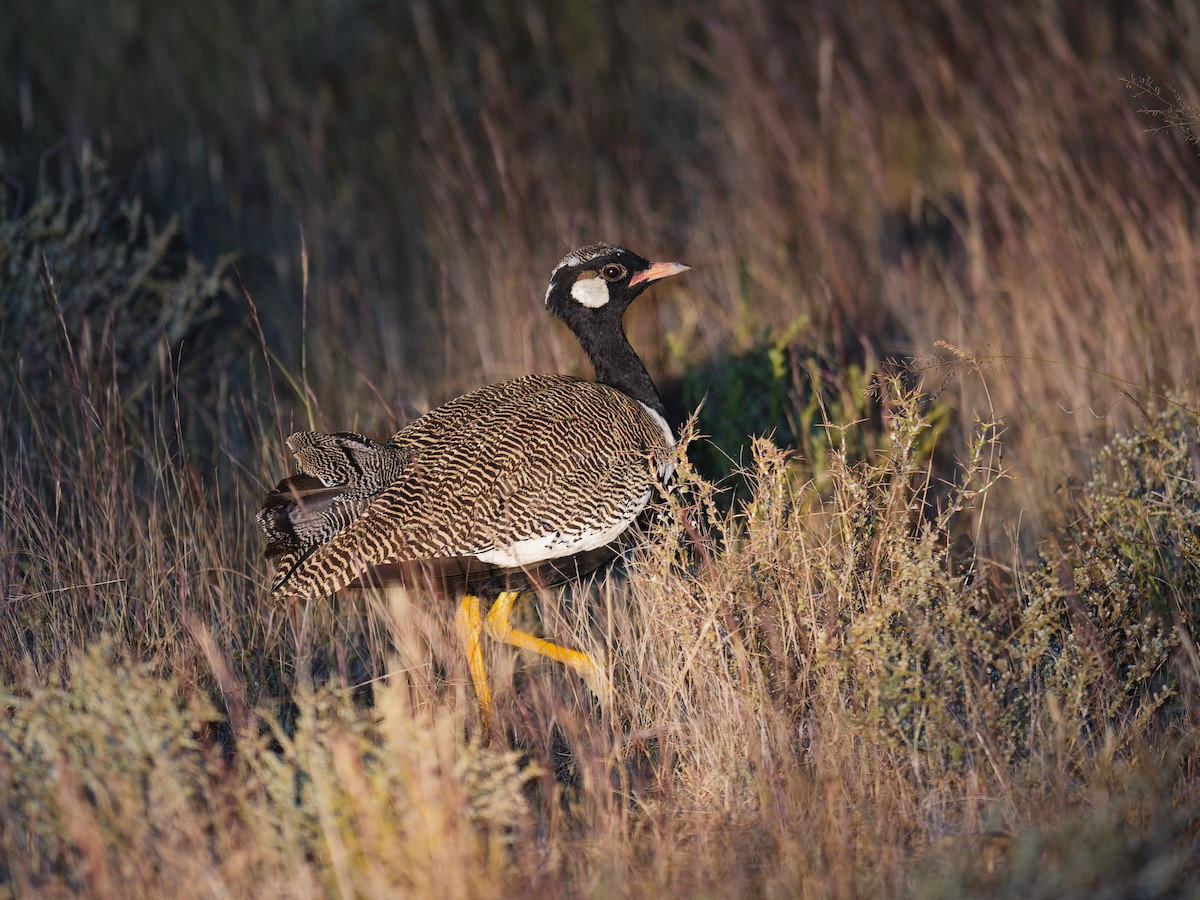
[257,243,689,730]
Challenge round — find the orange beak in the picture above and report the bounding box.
[630,260,691,287]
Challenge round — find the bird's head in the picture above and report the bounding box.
[544,243,689,327]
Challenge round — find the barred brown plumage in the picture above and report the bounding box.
[257,243,690,735]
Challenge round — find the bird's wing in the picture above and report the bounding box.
[269,379,667,600]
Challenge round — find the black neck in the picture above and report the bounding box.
[571,318,666,418]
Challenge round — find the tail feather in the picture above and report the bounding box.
[257,473,363,559]
[257,431,412,572]
[287,431,410,492]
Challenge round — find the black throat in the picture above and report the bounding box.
[570,314,667,419]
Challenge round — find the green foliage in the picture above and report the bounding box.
[681,327,802,488]
[681,323,924,498]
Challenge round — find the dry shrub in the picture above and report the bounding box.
[0,178,233,441]
[0,643,220,897]
[546,379,1200,896]
[0,643,535,899]
[2,359,1199,896]
[1017,399,1200,760]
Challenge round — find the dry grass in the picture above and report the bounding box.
[4,1,1200,896]
[3,366,1198,896]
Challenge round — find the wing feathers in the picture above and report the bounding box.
[260,377,669,599]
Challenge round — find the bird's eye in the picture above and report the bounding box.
[601,263,626,282]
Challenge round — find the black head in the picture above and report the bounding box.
[544,243,689,327]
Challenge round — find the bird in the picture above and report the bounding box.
[257,243,689,733]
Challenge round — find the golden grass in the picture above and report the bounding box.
[3,365,1198,895]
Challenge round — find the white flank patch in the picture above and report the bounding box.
[638,401,677,482]
[637,402,676,447]
[473,489,652,567]
[571,276,611,308]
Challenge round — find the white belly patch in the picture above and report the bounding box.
[472,488,652,567]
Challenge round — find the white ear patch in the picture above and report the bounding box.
[571,276,611,308]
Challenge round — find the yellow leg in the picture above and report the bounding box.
[454,594,493,735]
[484,591,603,688]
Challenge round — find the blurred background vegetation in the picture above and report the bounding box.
[4,1,1200,896]
[6,0,1198,514]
